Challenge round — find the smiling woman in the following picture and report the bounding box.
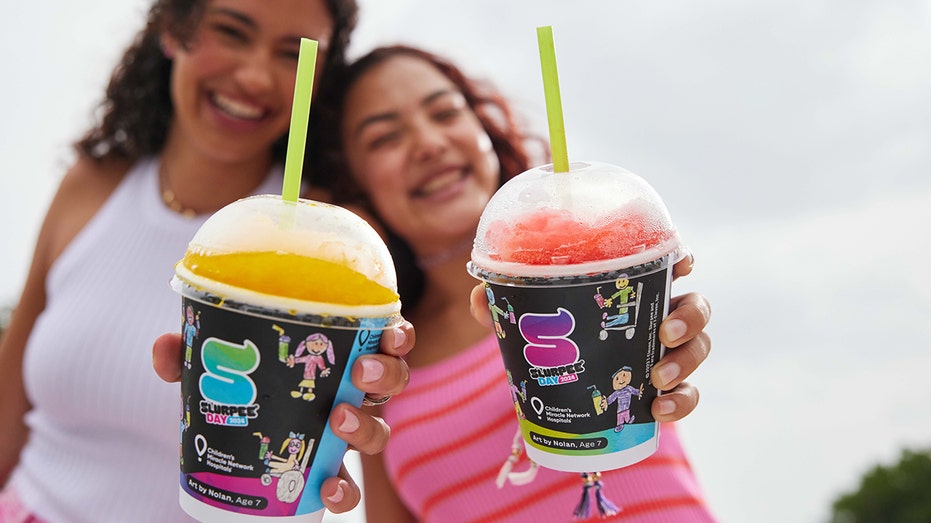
[339,54,502,251]
[0,1,418,522]
[321,44,715,523]
[160,0,334,173]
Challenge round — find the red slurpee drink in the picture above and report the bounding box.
[468,161,682,473]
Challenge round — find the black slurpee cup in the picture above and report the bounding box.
[468,161,683,472]
[173,195,401,522]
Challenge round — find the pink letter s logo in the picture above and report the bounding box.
[518,308,579,368]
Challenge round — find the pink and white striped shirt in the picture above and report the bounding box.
[380,335,717,522]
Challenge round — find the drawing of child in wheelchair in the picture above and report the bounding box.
[259,432,315,503]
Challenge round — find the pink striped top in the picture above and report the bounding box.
[380,335,717,522]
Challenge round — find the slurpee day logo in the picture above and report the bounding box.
[519,307,586,386]
[199,337,261,426]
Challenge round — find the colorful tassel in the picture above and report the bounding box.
[573,472,620,519]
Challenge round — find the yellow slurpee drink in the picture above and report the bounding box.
[174,195,400,523]
[181,251,398,306]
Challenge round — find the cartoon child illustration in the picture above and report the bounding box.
[484,284,507,339]
[287,333,335,401]
[599,365,644,432]
[260,432,312,502]
[507,370,528,420]
[267,433,305,475]
[598,277,643,341]
[604,275,636,309]
[182,305,200,369]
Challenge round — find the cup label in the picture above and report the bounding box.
[482,261,672,467]
[178,296,385,518]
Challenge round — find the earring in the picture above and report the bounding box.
[160,36,176,59]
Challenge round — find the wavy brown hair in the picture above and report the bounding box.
[317,45,547,309]
[76,0,358,188]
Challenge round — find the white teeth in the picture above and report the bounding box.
[212,93,264,120]
[419,171,462,195]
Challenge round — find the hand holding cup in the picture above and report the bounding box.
[152,318,413,514]
[469,252,709,425]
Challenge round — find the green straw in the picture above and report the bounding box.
[537,26,569,173]
[281,38,318,202]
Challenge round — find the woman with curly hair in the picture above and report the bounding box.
[0,1,415,521]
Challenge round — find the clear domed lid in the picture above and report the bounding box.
[471,161,680,278]
[184,195,397,292]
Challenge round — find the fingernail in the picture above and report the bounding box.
[662,318,687,342]
[338,410,360,434]
[656,398,676,416]
[655,362,680,388]
[326,481,346,504]
[392,327,407,350]
[360,357,385,383]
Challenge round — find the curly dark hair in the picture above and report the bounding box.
[76,0,358,188]
[317,45,547,310]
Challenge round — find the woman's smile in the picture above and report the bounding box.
[412,166,469,200]
[210,91,268,121]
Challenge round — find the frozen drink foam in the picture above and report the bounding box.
[176,194,400,317]
[472,161,680,279]
[469,161,681,473]
[482,204,671,265]
[174,194,400,522]
[180,251,397,307]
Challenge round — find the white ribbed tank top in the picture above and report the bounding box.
[11,158,283,523]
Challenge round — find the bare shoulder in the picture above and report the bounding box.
[43,156,133,267]
[59,155,129,197]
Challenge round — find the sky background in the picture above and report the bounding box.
[2,1,930,522]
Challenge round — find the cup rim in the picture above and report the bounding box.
[468,240,682,287]
[172,271,402,329]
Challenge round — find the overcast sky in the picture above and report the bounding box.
[2,1,930,522]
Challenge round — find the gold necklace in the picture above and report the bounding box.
[159,165,197,219]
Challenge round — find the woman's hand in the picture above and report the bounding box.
[469,250,711,424]
[648,251,711,422]
[152,320,414,513]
